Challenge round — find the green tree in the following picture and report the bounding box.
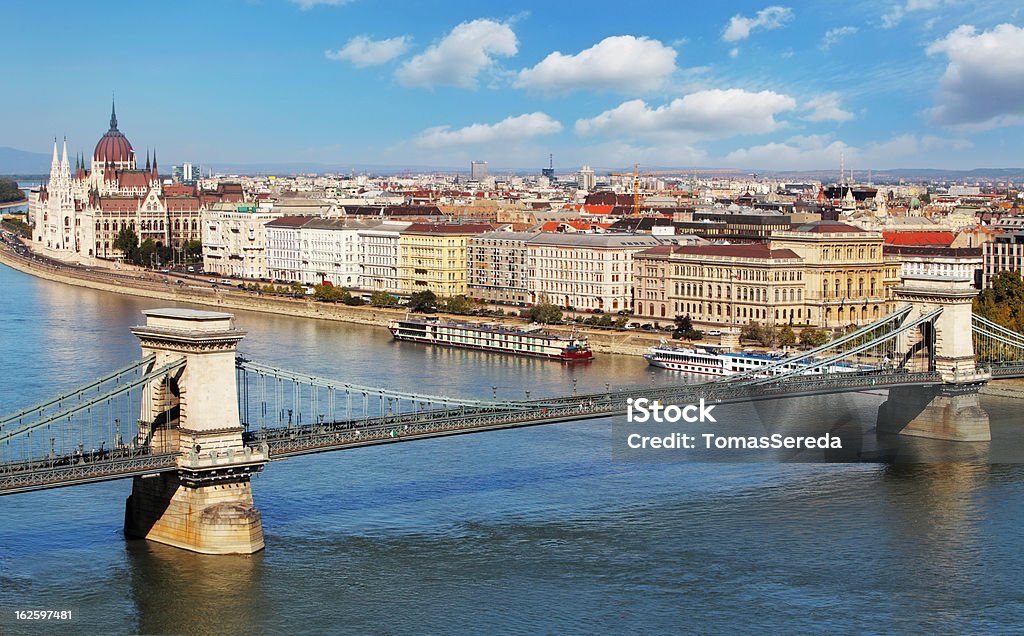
[313,282,345,302]
[672,314,703,340]
[598,313,613,327]
[0,179,25,203]
[184,239,203,262]
[777,324,797,347]
[528,303,563,324]
[442,295,474,315]
[799,327,830,348]
[138,239,158,267]
[975,270,1024,332]
[113,228,139,263]
[370,291,397,307]
[343,294,366,306]
[742,320,777,346]
[408,290,438,313]
[1,218,32,238]
[614,316,628,329]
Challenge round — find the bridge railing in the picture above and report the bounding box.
[242,368,946,459]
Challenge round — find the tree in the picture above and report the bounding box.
[138,239,158,267]
[777,324,797,347]
[408,290,438,313]
[184,239,203,262]
[597,313,613,327]
[975,270,1024,332]
[742,320,777,346]
[614,316,628,329]
[528,303,563,324]
[0,178,25,204]
[442,295,474,315]
[799,327,830,348]
[113,228,139,263]
[313,282,345,302]
[370,291,397,307]
[673,314,702,340]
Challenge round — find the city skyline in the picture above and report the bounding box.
[3,0,1023,172]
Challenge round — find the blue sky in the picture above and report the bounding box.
[5,0,1023,171]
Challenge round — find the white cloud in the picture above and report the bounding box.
[724,135,853,170]
[291,0,351,9]
[881,0,947,29]
[729,47,741,58]
[926,23,1024,129]
[575,140,709,168]
[515,36,677,94]
[722,6,793,42]
[821,26,857,49]
[722,133,975,170]
[803,93,854,122]
[325,36,410,68]
[575,89,797,141]
[395,19,518,89]
[414,112,562,148]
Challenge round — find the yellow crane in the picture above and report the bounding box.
[608,164,661,217]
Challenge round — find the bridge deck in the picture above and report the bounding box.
[0,369,972,495]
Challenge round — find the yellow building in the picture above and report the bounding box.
[399,223,492,296]
[770,221,899,328]
[634,243,807,324]
[634,221,900,329]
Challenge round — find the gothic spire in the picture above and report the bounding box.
[110,95,118,130]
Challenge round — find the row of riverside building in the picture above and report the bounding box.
[253,216,661,312]
[233,213,917,330]
[29,104,998,332]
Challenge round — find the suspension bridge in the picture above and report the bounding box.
[1,274,1023,553]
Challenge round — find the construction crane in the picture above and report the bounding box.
[608,164,663,217]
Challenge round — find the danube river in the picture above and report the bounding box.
[1,263,1024,634]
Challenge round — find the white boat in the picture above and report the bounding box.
[643,343,869,377]
[388,316,593,362]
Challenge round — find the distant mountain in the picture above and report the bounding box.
[0,147,51,175]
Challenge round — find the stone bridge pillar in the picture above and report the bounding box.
[878,274,991,442]
[124,309,267,554]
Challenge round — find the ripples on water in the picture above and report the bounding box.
[1,264,1023,634]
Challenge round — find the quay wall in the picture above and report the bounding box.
[0,245,665,356]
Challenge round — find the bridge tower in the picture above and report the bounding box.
[124,309,267,554]
[878,270,991,441]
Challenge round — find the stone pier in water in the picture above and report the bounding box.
[124,309,267,554]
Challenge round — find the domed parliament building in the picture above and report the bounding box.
[31,101,244,262]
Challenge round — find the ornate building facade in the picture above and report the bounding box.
[32,102,243,262]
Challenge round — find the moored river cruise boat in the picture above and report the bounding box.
[643,343,870,376]
[388,316,593,362]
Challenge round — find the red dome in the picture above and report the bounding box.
[93,102,134,164]
[94,129,134,163]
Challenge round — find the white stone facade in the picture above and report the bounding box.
[526,233,660,312]
[202,204,282,279]
[358,221,409,293]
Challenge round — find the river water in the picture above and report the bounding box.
[1,263,1023,634]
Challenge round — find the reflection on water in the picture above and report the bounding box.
[2,264,1024,632]
[127,542,268,635]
